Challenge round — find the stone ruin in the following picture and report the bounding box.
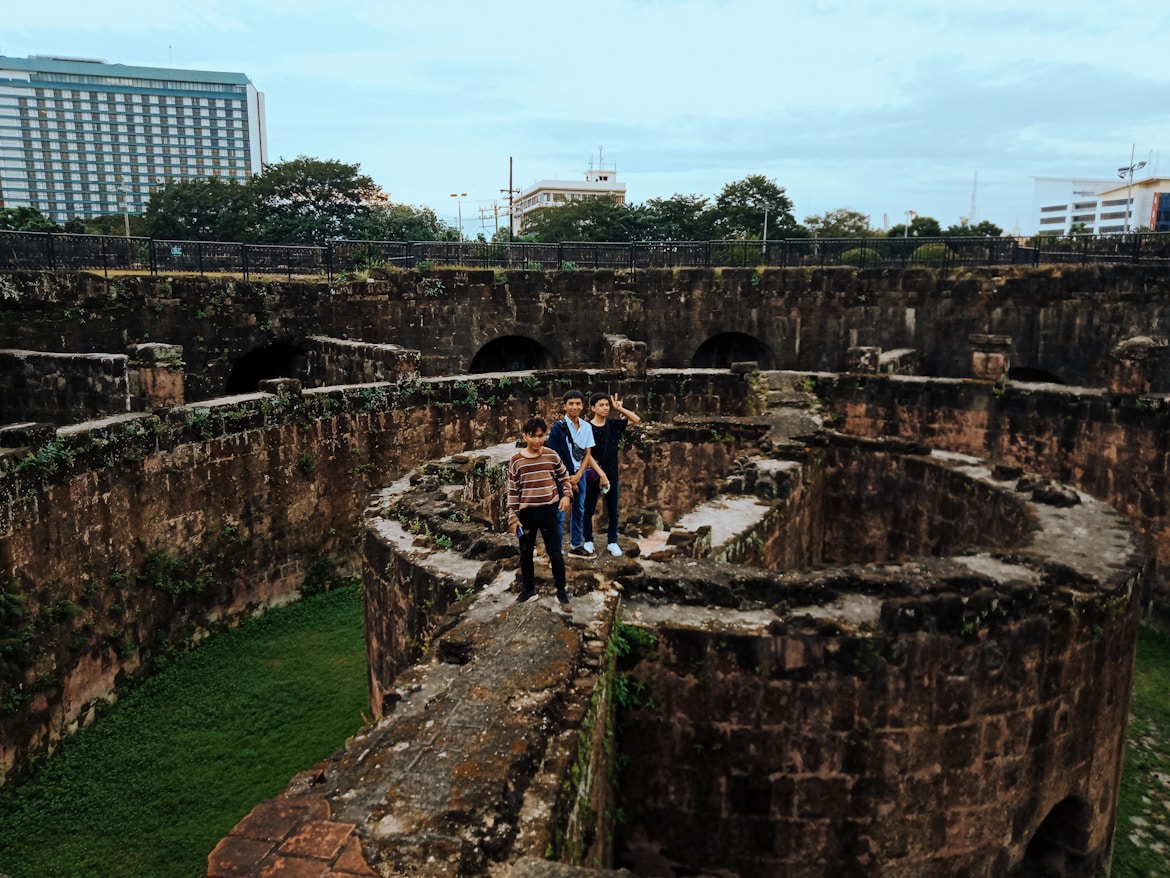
[210,384,1145,877]
[1,266,1166,876]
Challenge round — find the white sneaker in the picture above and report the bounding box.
[607,543,622,556]
[583,541,594,553]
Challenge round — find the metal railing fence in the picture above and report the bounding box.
[3,229,1170,280]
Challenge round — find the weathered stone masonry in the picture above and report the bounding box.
[0,367,744,786]
[1,265,1168,875]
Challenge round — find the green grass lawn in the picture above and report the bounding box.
[1113,625,1170,878]
[0,585,367,878]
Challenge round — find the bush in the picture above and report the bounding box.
[910,243,950,266]
[838,247,883,268]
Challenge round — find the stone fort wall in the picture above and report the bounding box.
[5,266,1170,397]
[0,368,744,786]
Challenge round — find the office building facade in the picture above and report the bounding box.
[512,163,626,234]
[1032,175,1170,236]
[0,54,266,223]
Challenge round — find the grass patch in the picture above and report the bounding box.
[0,585,366,878]
[1113,625,1170,876]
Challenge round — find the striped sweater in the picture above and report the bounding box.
[507,448,571,526]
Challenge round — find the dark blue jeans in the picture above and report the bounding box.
[584,477,620,545]
[517,502,566,594]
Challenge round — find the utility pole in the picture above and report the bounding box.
[501,156,520,240]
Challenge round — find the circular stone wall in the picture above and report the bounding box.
[614,436,1146,878]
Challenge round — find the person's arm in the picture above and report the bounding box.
[554,452,573,513]
[611,393,641,425]
[506,460,521,533]
[588,449,609,486]
[570,448,591,492]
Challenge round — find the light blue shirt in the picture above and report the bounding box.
[563,416,595,473]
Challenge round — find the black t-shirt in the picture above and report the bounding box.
[589,417,627,479]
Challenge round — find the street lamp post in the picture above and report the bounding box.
[116,185,132,238]
[1117,145,1148,234]
[904,210,916,238]
[450,192,467,242]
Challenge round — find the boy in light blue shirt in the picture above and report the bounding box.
[548,389,608,556]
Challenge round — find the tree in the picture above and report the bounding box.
[0,206,60,232]
[347,202,454,241]
[804,208,875,239]
[143,177,258,242]
[943,219,1004,237]
[84,212,148,236]
[711,175,798,240]
[886,215,942,239]
[522,197,646,243]
[642,194,716,240]
[251,156,388,244]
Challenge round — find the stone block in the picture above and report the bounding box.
[602,333,647,376]
[0,421,56,448]
[969,333,1012,382]
[260,378,303,397]
[847,346,881,373]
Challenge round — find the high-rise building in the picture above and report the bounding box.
[0,54,266,223]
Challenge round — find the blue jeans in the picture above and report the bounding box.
[569,477,588,547]
[584,477,620,545]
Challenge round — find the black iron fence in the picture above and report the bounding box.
[3,229,1170,280]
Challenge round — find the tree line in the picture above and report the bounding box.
[1,158,1006,243]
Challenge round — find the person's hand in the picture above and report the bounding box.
[559,494,571,513]
[570,475,581,493]
[508,521,519,535]
[600,475,610,488]
[611,393,623,412]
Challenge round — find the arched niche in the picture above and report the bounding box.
[469,336,554,374]
[691,332,775,369]
[1017,796,1092,877]
[225,342,307,394]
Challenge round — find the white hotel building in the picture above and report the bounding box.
[0,54,266,222]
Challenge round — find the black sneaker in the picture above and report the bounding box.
[568,545,593,557]
[516,589,537,603]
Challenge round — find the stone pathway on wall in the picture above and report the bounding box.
[208,571,619,878]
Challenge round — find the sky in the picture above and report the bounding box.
[5,0,1170,236]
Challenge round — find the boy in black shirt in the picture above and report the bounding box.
[583,392,641,557]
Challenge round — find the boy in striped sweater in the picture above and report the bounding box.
[507,416,573,611]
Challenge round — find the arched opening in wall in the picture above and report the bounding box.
[692,333,774,369]
[1008,367,1064,384]
[225,343,308,395]
[1017,796,1092,877]
[468,336,553,373]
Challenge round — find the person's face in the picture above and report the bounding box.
[592,398,611,418]
[524,429,547,453]
[563,397,584,419]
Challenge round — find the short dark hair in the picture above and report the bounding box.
[589,392,610,407]
[522,416,548,435]
[561,389,584,403]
